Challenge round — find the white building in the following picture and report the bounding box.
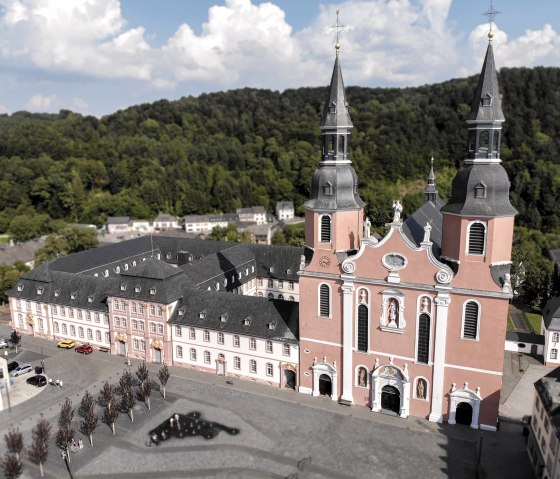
[237,206,267,225]
[153,214,178,231]
[276,201,294,221]
[183,214,237,234]
[106,217,131,234]
[543,298,560,366]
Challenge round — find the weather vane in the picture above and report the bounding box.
[482,1,500,41]
[330,9,345,53]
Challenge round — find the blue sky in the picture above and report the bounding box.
[0,0,559,117]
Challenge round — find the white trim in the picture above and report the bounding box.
[415,295,434,364]
[355,287,370,352]
[341,279,355,404]
[461,299,481,340]
[371,363,410,418]
[319,214,332,243]
[312,361,338,401]
[466,220,487,256]
[300,337,343,348]
[448,387,481,429]
[317,282,332,319]
[369,351,416,363]
[444,363,503,376]
[355,365,370,388]
[298,386,312,395]
[480,424,497,432]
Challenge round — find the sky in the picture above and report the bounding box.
[0,0,559,117]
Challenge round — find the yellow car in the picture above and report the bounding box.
[57,339,76,349]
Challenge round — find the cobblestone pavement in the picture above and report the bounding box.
[0,325,533,479]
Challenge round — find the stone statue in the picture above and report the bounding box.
[363,216,371,239]
[389,299,397,325]
[358,368,367,387]
[423,222,432,243]
[416,380,425,399]
[360,289,367,304]
[392,200,403,222]
[422,297,429,312]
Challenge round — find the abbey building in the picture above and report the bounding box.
[8,38,515,431]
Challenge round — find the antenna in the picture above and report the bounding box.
[482,1,501,41]
[330,9,345,53]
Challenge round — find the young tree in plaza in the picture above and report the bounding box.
[79,391,94,417]
[104,403,119,436]
[121,385,136,422]
[9,330,21,354]
[4,427,23,461]
[135,361,149,385]
[99,381,114,408]
[140,380,152,410]
[28,418,52,477]
[158,364,170,399]
[119,370,133,392]
[81,409,99,447]
[59,398,75,428]
[1,453,22,479]
[55,426,75,464]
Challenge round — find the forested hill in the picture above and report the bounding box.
[1,66,560,240]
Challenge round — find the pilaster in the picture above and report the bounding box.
[340,275,355,405]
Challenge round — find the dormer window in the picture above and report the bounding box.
[54,289,60,297]
[178,307,185,316]
[267,322,276,330]
[286,269,291,275]
[243,316,252,326]
[104,270,109,277]
[135,286,141,293]
[199,310,206,320]
[149,288,156,295]
[481,93,492,107]
[215,283,220,290]
[328,102,336,114]
[124,264,129,271]
[269,266,274,274]
[115,266,120,273]
[166,253,171,260]
[36,287,44,295]
[17,283,24,292]
[220,313,228,323]
[222,279,227,286]
[323,182,334,196]
[70,291,77,300]
[87,295,94,303]
[474,181,487,199]
[120,284,127,291]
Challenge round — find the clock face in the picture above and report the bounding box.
[319,256,331,268]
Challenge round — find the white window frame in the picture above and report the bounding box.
[317,283,332,319]
[319,214,332,243]
[466,220,487,256]
[461,300,481,340]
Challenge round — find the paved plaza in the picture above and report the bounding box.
[0,322,535,478]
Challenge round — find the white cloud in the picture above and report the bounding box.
[25,93,56,111]
[72,97,88,111]
[0,103,8,114]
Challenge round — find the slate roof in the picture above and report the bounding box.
[402,195,445,257]
[534,367,560,429]
[276,201,294,210]
[0,237,46,266]
[154,214,177,222]
[250,244,303,281]
[107,217,130,225]
[121,258,182,280]
[169,289,299,343]
[320,54,352,129]
[505,331,544,345]
[152,236,231,265]
[544,297,560,331]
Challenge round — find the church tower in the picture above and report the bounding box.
[440,36,517,291]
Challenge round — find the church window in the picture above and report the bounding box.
[468,131,476,153]
[323,182,333,196]
[417,313,431,364]
[474,182,487,199]
[493,131,500,155]
[319,284,330,318]
[467,222,486,255]
[357,305,368,352]
[320,215,332,242]
[338,135,345,153]
[462,301,480,340]
[479,130,489,150]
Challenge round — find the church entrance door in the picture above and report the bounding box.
[154,348,162,364]
[319,374,332,397]
[455,402,473,426]
[381,385,400,414]
[118,341,126,356]
[284,370,296,389]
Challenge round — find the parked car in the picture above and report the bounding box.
[7,361,18,372]
[0,338,9,349]
[57,339,75,349]
[9,364,33,377]
[26,375,47,387]
[75,343,93,355]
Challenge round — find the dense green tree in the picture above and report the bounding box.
[34,226,98,265]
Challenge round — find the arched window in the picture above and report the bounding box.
[467,222,486,255]
[267,293,274,299]
[463,301,479,339]
[493,131,500,155]
[319,284,330,317]
[417,313,430,364]
[320,215,331,242]
[479,130,489,150]
[338,135,345,153]
[278,294,284,300]
[357,305,368,352]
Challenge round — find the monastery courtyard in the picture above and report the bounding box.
[0,320,533,479]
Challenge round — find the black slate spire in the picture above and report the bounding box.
[320,53,353,131]
[424,157,438,204]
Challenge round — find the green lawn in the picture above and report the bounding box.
[525,312,542,334]
[0,234,10,245]
[507,316,515,332]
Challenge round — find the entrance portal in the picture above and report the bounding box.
[381,385,401,414]
[455,402,473,426]
[118,341,126,356]
[284,370,296,389]
[319,374,332,397]
[217,361,225,376]
[154,348,162,364]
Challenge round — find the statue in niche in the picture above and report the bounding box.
[392,200,403,222]
[358,367,367,387]
[363,217,371,239]
[416,379,426,400]
[421,297,429,312]
[388,299,398,326]
[360,289,367,304]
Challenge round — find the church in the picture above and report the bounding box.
[8,31,515,432]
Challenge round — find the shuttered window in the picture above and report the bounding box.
[417,313,430,363]
[319,285,330,317]
[357,305,368,352]
[463,301,479,339]
[320,216,331,243]
[468,223,485,255]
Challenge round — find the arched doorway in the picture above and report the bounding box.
[381,385,401,414]
[319,374,332,397]
[455,402,473,426]
[284,370,296,389]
